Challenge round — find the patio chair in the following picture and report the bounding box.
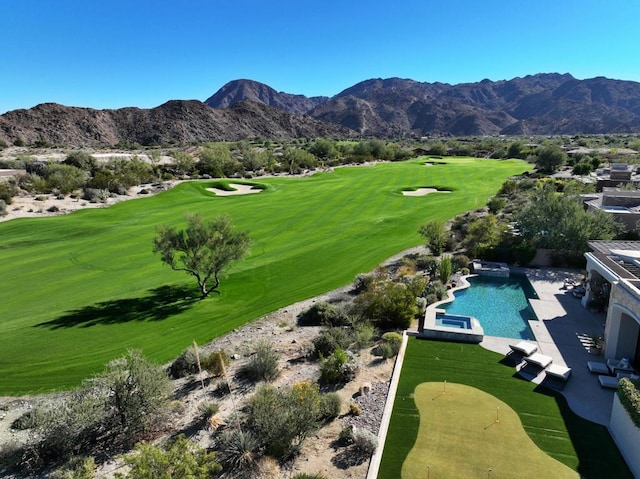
[598,375,620,389]
[523,352,553,369]
[587,361,610,375]
[508,341,538,357]
[545,364,571,381]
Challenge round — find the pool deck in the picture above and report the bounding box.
[480,268,614,426]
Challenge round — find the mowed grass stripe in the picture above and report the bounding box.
[377,338,633,479]
[0,158,529,394]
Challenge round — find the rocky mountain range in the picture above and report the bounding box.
[0,99,349,147]
[211,74,640,137]
[2,73,640,146]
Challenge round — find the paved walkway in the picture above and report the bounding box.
[481,268,614,425]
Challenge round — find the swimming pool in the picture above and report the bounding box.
[441,275,537,340]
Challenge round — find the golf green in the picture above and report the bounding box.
[402,382,577,478]
[0,157,530,394]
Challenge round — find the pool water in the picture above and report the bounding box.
[435,314,472,329]
[442,275,537,339]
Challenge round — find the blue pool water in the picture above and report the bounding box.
[442,275,537,339]
[435,314,472,329]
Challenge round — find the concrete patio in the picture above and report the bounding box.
[480,267,614,426]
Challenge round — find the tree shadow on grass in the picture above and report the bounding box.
[35,284,199,329]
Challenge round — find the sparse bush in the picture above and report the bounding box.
[338,424,354,445]
[198,401,219,421]
[11,407,49,430]
[201,350,230,377]
[248,382,325,460]
[451,254,470,273]
[318,393,342,422]
[240,341,280,382]
[82,188,109,203]
[0,199,7,217]
[292,474,329,479]
[352,428,378,455]
[169,347,199,379]
[297,302,349,326]
[118,434,221,478]
[354,279,418,330]
[215,429,260,475]
[47,205,59,212]
[319,348,358,385]
[52,456,96,479]
[373,331,403,359]
[438,255,453,283]
[372,342,394,359]
[349,401,361,416]
[352,322,376,350]
[313,327,354,357]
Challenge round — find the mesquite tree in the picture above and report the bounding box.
[153,214,251,298]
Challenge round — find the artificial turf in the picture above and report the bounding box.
[403,382,577,478]
[0,157,529,394]
[377,337,633,479]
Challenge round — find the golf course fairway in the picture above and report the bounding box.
[0,157,530,394]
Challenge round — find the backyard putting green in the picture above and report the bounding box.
[378,337,632,479]
[402,382,577,478]
[0,157,530,394]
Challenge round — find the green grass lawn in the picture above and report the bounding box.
[403,382,577,478]
[0,157,529,395]
[378,338,633,479]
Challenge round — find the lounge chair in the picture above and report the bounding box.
[587,361,610,374]
[508,341,538,357]
[523,352,553,369]
[545,364,571,381]
[598,375,620,389]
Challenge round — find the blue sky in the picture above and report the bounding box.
[1,0,639,113]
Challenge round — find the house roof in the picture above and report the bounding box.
[588,240,640,288]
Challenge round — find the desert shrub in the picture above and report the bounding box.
[416,254,439,275]
[451,254,470,273]
[215,429,261,475]
[169,347,199,379]
[43,163,87,194]
[90,350,172,439]
[352,428,378,455]
[349,402,361,416]
[318,393,342,422]
[0,199,6,217]
[425,293,438,305]
[373,331,403,358]
[52,456,96,479]
[426,280,447,301]
[338,424,354,445]
[200,350,230,377]
[353,272,375,294]
[297,302,349,326]
[438,255,453,283]
[82,188,109,203]
[47,205,59,212]
[292,474,329,479]
[319,348,358,385]
[353,280,418,330]
[352,322,376,350]
[118,435,221,478]
[240,341,280,382]
[0,181,17,205]
[213,378,231,397]
[313,327,354,357]
[487,196,507,214]
[198,401,219,421]
[11,407,49,430]
[248,382,325,460]
[63,151,97,172]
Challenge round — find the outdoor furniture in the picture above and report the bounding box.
[587,361,610,374]
[598,375,620,389]
[545,364,572,381]
[508,341,538,357]
[607,358,635,375]
[523,352,553,369]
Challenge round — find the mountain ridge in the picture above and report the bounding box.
[3,73,640,146]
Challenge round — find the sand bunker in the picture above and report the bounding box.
[206,183,262,196]
[402,188,450,197]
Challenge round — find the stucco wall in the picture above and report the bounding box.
[610,394,640,478]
